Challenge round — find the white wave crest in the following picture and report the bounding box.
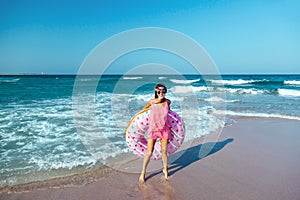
[0,78,20,83]
[211,79,255,85]
[170,79,200,84]
[123,76,143,80]
[204,97,240,103]
[192,86,209,92]
[159,77,167,80]
[214,110,300,121]
[170,85,208,94]
[225,88,264,95]
[278,89,300,97]
[284,80,300,85]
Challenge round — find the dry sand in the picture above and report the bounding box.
[1,117,300,200]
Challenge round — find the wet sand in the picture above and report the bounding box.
[1,117,300,200]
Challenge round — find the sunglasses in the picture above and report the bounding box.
[157,90,167,95]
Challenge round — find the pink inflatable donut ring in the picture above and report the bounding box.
[125,109,185,160]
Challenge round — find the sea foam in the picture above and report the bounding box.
[214,110,300,121]
[278,89,300,97]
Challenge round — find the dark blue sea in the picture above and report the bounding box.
[1,74,300,186]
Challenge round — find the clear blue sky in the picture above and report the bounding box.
[0,0,299,74]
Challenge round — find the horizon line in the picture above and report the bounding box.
[1,73,300,76]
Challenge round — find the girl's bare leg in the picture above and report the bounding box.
[139,139,156,183]
[161,139,169,180]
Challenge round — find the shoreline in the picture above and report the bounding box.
[1,117,300,199]
[0,165,115,194]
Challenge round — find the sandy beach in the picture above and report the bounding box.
[1,117,300,200]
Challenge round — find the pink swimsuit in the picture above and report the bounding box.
[148,100,170,140]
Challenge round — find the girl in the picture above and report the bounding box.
[139,83,171,183]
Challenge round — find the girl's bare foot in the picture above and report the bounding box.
[139,172,145,184]
[163,169,169,180]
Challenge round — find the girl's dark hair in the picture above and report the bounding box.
[154,83,167,98]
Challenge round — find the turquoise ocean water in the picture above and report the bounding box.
[1,74,300,186]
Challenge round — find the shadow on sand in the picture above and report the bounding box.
[146,138,234,180]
